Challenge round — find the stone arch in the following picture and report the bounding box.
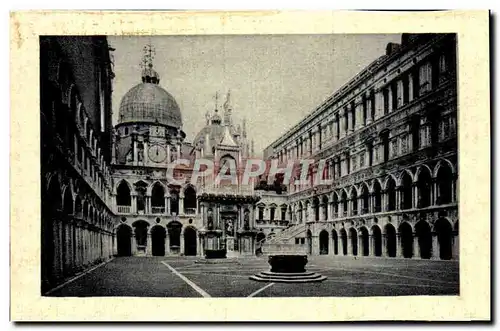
[359,226,369,256]
[433,158,456,177]
[331,192,339,218]
[166,221,182,254]
[340,228,348,255]
[62,186,74,215]
[116,223,132,256]
[183,226,198,256]
[435,162,454,205]
[74,195,82,218]
[319,229,329,255]
[331,229,339,255]
[340,189,348,217]
[383,173,398,190]
[371,225,382,257]
[434,217,453,260]
[349,227,358,256]
[349,186,358,215]
[150,225,166,256]
[321,195,329,220]
[386,176,397,211]
[132,220,150,253]
[416,166,432,208]
[400,170,414,210]
[312,197,320,221]
[183,185,197,214]
[372,179,382,212]
[384,223,397,257]
[415,220,432,259]
[360,182,370,214]
[151,181,165,213]
[399,221,414,258]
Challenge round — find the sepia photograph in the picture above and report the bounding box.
[10,10,490,321]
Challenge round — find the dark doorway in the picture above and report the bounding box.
[349,228,358,256]
[435,218,453,260]
[340,229,348,255]
[415,221,432,259]
[117,224,132,256]
[167,221,182,254]
[360,227,369,256]
[332,230,338,255]
[184,227,197,256]
[151,225,166,256]
[399,222,413,258]
[385,224,397,257]
[372,225,382,256]
[319,230,329,255]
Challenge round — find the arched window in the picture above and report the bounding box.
[436,163,453,204]
[401,172,413,209]
[151,183,165,214]
[350,188,358,215]
[373,180,382,212]
[170,190,179,215]
[386,177,397,211]
[360,184,369,214]
[417,167,432,208]
[184,186,197,214]
[321,196,329,220]
[313,198,320,221]
[116,181,131,213]
[341,191,348,217]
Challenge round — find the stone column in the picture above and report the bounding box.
[311,236,319,255]
[396,234,403,257]
[131,194,137,214]
[396,187,402,210]
[146,232,152,256]
[131,232,137,255]
[413,234,419,259]
[165,195,170,215]
[347,233,353,256]
[452,232,459,260]
[179,195,184,215]
[180,232,185,255]
[369,235,375,257]
[319,204,324,221]
[431,234,439,260]
[381,234,387,257]
[165,230,170,255]
[413,184,419,208]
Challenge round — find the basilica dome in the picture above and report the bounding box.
[118,71,182,128]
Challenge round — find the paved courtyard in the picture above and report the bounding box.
[47,256,459,297]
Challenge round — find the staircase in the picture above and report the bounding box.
[266,223,307,245]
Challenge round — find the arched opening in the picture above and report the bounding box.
[349,228,358,256]
[415,221,432,259]
[313,198,320,221]
[116,224,132,256]
[401,171,413,210]
[361,184,370,214]
[305,201,310,221]
[184,186,197,215]
[135,182,147,213]
[399,222,413,258]
[332,194,339,218]
[306,230,312,255]
[373,180,382,212]
[350,188,358,215]
[436,164,453,205]
[332,230,339,255]
[150,225,166,256]
[321,196,329,220]
[63,189,74,215]
[151,183,165,214]
[297,202,303,223]
[74,196,82,218]
[386,177,396,211]
[371,225,382,257]
[319,230,329,255]
[341,191,348,217]
[417,167,432,208]
[184,226,197,256]
[359,227,369,256]
[434,218,453,260]
[170,190,179,215]
[385,224,397,257]
[116,181,131,213]
[132,220,149,254]
[340,229,348,255]
[167,221,182,254]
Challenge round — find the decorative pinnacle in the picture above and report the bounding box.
[141,43,156,70]
[214,92,219,112]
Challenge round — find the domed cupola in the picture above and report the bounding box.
[118,44,182,129]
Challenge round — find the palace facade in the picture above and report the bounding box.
[40,33,458,293]
[261,33,458,261]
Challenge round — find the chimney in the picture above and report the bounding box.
[385,42,401,56]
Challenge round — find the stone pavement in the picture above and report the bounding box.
[47,255,459,297]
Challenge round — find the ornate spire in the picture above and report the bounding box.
[141,43,159,84]
[223,89,232,125]
[242,118,247,138]
[214,91,219,112]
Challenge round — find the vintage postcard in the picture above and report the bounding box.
[10,10,490,321]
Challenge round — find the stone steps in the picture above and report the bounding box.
[250,271,327,283]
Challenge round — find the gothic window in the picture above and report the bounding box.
[184,186,197,214]
[116,181,131,206]
[359,153,365,168]
[391,139,398,159]
[151,183,165,212]
[281,206,287,220]
[383,88,390,115]
[170,191,179,215]
[351,156,357,172]
[270,207,276,221]
[258,206,264,220]
[401,134,408,154]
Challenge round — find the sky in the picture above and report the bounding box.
[108,34,401,155]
